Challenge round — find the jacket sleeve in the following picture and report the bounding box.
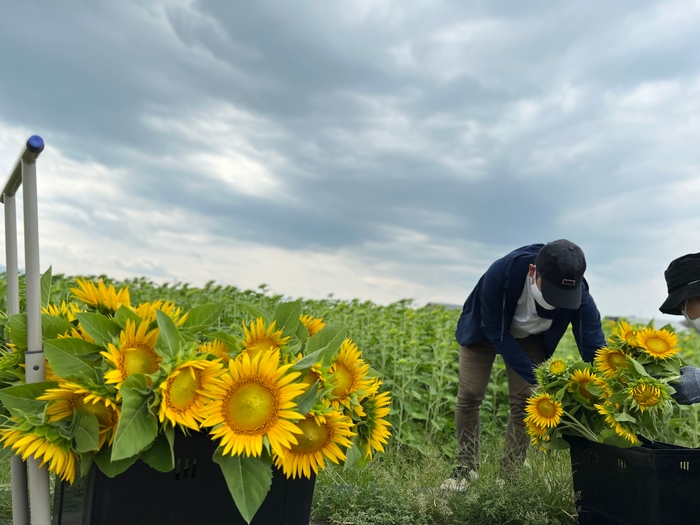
[479,265,538,384]
[571,284,606,362]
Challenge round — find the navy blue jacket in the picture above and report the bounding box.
[455,244,606,384]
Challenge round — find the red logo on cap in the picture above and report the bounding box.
[562,279,576,286]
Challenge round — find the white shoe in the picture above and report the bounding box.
[440,477,469,491]
[440,467,478,491]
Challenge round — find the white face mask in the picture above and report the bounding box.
[682,300,700,331]
[530,274,555,310]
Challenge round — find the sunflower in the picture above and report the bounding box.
[630,383,662,412]
[595,403,639,445]
[38,382,120,447]
[525,418,551,445]
[101,320,161,389]
[0,427,76,483]
[591,376,613,400]
[198,340,232,363]
[594,347,628,378]
[329,339,372,412]
[358,390,392,459]
[132,300,188,327]
[300,314,326,338]
[524,392,563,429]
[274,411,355,479]
[158,359,223,430]
[548,360,567,376]
[201,349,307,457]
[70,278,130,312]
[43,301,81,322]
[241,318,291,358]
[635,328,680,360]
[58,326,95,345]
[568,369,598,401]
[611,321,637,346]
[292,353,328,389]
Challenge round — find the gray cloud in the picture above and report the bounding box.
[1,0,699,316]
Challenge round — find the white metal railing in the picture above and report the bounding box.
[2,135,50,525]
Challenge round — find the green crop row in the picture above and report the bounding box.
[2,273,700,454]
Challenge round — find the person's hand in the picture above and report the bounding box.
[672,366,700,405]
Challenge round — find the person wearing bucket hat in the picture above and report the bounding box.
[659,253,700,405]
[442,240,605,490]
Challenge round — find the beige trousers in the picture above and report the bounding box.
[455,335,545,471]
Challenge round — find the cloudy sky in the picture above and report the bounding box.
[1,1,699,322]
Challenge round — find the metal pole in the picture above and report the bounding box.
[21,137,51,525]
[4,194,29,525]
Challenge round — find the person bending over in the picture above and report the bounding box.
[448,240,605,487]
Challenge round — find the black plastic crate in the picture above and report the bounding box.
[565,435,700,525]
[52,431,315,525]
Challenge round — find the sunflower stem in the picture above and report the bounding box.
[560,411,600,442]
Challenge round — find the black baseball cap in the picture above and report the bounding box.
[659,253,700,315]
[534,239,586,309]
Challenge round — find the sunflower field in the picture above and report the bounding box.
[0,273,700,525]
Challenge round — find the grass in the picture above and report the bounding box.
[311,437,577,525]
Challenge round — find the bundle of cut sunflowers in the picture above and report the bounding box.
[526,320,682,449]
[0,275,391,522]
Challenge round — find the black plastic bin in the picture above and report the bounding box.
[565,435,699,525]
[52,431,316,525]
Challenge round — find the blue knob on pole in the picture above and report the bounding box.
[26,136,44,154]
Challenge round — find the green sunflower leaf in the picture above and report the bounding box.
[613,411,636,423]
[155,310,181,362]
[114,305,142,330]
[213,449,273,525]
[343,438,368,470]
[206,331,241,351]
[295,320,309,346]
[7,314,27,349]
[7,313,72,350]
[76,313,121,347]
[182,303,225,332]
[0,381,56,418]
[42,315,75,340]
[44,340,99,382]
[80,452,94,478]
[628,356,650,378]
[545,436,570,450]
[44,337,102,357]
[74,410,100,453]
[272,300,301,339]
[111,375,158,461]
[40,266,52,308]
[295,381,319,415]
[305,325,347,366]
[94,445,139,478]
[141,430,175,472]
[237,303,271,325]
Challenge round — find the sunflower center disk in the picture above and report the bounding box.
[169,369,200,410]
[537,399,556,418]
[291,419,330,453]
[646,338,669,355]
[634,386,660,406]
[331,365,353,398]
[123,346,159,376]
[609,353,627,369]
[302,369,320,386]
[74,397,112,427]
[227,381,277,432]
[550,362,565,374]
[577,381,591,400]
